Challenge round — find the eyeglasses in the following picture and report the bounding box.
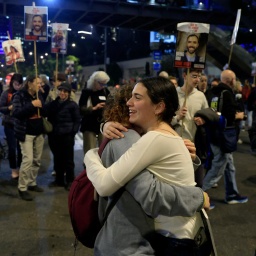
[190,74,201,79]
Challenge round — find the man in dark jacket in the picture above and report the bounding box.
[202,69,248,205]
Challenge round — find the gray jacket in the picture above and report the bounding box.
[94,129,204,255]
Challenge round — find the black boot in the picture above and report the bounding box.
[18,190,33,201]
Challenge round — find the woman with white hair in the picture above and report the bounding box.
[79,71,110,155]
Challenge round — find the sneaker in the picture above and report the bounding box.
[28,185,44,192]
[237,139,243,144]
[209,202,215,210]
[225,194,248,204]
[18,190,33,201]
[51,170,56,176]
[212,183,218,188]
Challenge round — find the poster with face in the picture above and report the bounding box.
[24,6,48,42]
[174,22,210,69]
[51,23,69,54]
[2,39,25,66]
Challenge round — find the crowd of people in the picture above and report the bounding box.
[0,67,254,254]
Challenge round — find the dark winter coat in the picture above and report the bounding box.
[208,83,237,126]
[46,97,81,136]
[79,88,110,133]
[0,89,16,127]
[12,88,45,142]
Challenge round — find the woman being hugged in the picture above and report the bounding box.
[12,75,45,201]
[0,73,23,180]
[85,77,212,255]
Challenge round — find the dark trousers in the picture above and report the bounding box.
[48,133,75,185]
[4,126,22,169]
[153,235,212,256]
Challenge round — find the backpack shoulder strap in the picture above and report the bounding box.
[219,90,227,112]
[98,137,111,157]
[97,137,124,223]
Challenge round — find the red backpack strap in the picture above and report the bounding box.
[98,137,111,157]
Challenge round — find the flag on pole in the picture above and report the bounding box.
[230,9,241,45]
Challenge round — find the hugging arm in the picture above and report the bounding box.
[103,121,199,161]
[125,170,209,217]
[85,134,166,196]
[85,133,196,196]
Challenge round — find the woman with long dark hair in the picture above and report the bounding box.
[0,73,23,180]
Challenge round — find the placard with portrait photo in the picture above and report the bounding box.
[51,23,69,54]
[2,39,25,65]
[24,6,48,42]
[174,22,210,69]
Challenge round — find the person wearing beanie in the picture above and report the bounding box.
[45,73,76,176]
[46,82,80,190]
[0,73,23,181]
[46,73,75,103]
[79,71,110,155]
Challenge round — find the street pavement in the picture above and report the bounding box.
[0,121,255,255]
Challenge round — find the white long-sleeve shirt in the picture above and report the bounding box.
[172,87,209,141]
[84,131,203,239]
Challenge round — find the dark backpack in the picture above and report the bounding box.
[68,138,112,248]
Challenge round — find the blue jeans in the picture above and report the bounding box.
[202,143,239,198]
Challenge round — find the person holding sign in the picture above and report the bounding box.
[12,75,45,201]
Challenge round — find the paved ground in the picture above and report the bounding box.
[0,123,255,256]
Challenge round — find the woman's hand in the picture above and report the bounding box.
[183,139,196,161]
[32,99,42,108]
[203,192,210,210]
[103,121,128,139]
[93,102,105,111]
